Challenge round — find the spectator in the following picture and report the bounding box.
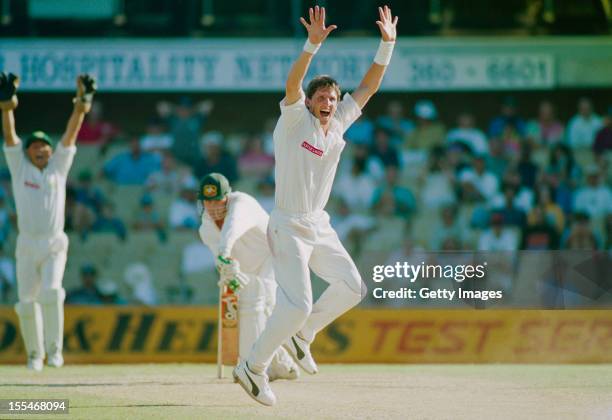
[74,169,105,215]
[345,114,375,145]
[90,202,128,241]
[330,198,376,250]
[420,148,456,210]
[478,213,519,251]
[193,132,238,182]
[338,143,385,182]
[430,205,469,250]
[103,136,162,185]
[525,100,564,146]
[495,168,535,213]
[169,177,199,230]
[181,240,216,275]
[0,244,15,303]
[516,143,539,189]
[486,138,510,182]
[458,155,499,204]
[0,188,12,245]
[66,264,102,304]
[65,185,95,238]
[376,100,414,146]
[372,165,416,219]
[492,184,527,228]
[254,177,275,214]
[334,158,376,214]
[238,135,274,180]
[157,96,213,167]
[520,206,560,250]
[140,117,174,153]
[528,185,565,233]
[96,278,127,305]
[573,165,612,220]
[593,106,612,157]
[77,102,120,146]
[446,112,488,155]
[370,128,401,169]
[545,144,581,214]
[488,96,526,139]
[404,99,446,151]
[566,97,603,149]
[562,212,599,250]
[132,194,167,242]
[146,153,191,196]
[123,263,158,305]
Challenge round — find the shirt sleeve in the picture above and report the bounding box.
[217,194,258,257]
[50,143,77,177]
[278,92,308,130]
[334,93,362,133]
[3,142,25,177]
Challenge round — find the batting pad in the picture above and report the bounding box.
[14,301,45,360]
[39,288,66,356]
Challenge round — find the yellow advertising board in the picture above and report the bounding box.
[0,306,610,364]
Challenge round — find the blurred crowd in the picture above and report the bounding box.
[0,93,610,305]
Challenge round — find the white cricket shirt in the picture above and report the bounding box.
[273,92,361,214]
[4,142,76,237]
[199,191,270,274]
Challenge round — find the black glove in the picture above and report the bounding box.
[78,74,97,103]
[0,72,19,102]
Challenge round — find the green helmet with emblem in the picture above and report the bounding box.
[198,173,231,201]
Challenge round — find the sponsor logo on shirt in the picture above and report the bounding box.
[301,141,323,157]
[24,181,40,190]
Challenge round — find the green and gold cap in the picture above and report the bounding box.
[198,173,231,201]
[25,131,54,149]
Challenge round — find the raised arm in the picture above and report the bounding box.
[351,5,398,109]
[285,6,337,105]
[0,73,21,147]
[61,74,96,148]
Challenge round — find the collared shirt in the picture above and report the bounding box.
[198,191,270,274]
[4,142,76,237]
[273,92,361,214]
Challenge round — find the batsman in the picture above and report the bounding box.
[233,5,398,405]
[197,173,299,381]
[0,72,96,370]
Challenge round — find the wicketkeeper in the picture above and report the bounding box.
[197,173,299,381]
[0,72,96,370]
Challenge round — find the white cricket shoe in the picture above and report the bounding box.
[268,359,300,382]
[283,334,318,375]
[27,357,44,372]
[47,352,64,368]
[233,361,276,406]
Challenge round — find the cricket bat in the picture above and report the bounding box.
[217,284,239,379]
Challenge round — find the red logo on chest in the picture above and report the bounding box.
[301,141,323,157]
[24,181,41,190]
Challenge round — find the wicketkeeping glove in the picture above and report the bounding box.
[0,72,19,109]
[76,74,97,104]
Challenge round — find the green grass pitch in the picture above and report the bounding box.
[1,364,611,419]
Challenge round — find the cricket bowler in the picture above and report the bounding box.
[233,5,398,405]
[198,173,299,381]
[0,72,96,370]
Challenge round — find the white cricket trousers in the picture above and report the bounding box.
[14,232,68,360]
[239,257,293,371]
[247,209,364,372]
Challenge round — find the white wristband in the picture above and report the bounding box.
[374,40,395,66]
[303,39,321,55]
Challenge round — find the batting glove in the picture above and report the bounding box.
[216,255,240,279]
[217,271,249,292]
